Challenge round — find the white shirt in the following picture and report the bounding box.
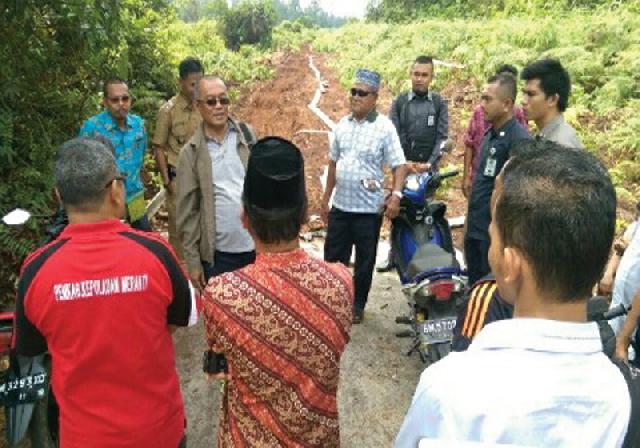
[610,221,640,336]
[395,318,630,448]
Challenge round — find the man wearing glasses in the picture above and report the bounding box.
[152,57,204,259]
[79,79,151,231]
[322,69,407,324]
[177,76,257,290]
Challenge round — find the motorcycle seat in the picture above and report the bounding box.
[407,244,456,279]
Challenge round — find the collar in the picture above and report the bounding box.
[539,114,565,138]
[408,90,433,102]
[204,120,237,144]
[471,318,603,354]
[349,109,379,123]
[60,219,129,238]
[102,111,133,131]
[255,248,306,267]
[490,116,517,138]
[176,93,194,111]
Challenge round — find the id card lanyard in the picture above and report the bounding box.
[483,131,505,178]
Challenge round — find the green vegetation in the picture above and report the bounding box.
[365,0,639,21]
[175,0,348,28]
[313,7,639,210]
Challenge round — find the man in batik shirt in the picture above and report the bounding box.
[202,137,353,447]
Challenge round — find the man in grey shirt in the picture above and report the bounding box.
[177,76,257,288]
[521,58,582,148]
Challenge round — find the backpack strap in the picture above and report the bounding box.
[610,358,640,447]
[237,121,256,150]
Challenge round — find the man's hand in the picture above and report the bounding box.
[190,268,206,291]
[615,338,630,363]
[413,162,431,173]
[165,179,176,195]
[384,195,401,220]
[321,198,330,225]
[598,272,614,296]
[205,372,231,382]
[462,175,472,199]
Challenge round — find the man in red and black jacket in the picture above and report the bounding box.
[15,137,198,448]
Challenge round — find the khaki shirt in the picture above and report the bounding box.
[152,93,201,166]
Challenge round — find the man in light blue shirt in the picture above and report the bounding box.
[79,79,150,230]
[321,69,407,324]
[396,143,631,447]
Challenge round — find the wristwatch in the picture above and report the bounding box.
[392,190,403,199]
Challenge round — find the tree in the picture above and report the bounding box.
[221,0,277,50]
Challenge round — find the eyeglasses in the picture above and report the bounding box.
[108,95,131,104]
[199,96,231,107]
[104,175,126,189]
[351,88,374,98]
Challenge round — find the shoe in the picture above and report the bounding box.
[376,258,394,273]
[353,308,364,324]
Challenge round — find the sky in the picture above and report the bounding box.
[299,0,368,18]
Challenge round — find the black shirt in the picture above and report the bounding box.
[466,117,530,240]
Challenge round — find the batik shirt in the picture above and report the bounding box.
[203,249,353,447]
[79,111,147,204]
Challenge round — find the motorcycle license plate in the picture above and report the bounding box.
[419,317,457,344]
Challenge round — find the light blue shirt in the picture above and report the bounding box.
[396,319,630,448]
[330,110,405,214]
[207,127,254,253]
[609,221,640,336]
[79,111,147,203]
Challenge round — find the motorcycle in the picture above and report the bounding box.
[1,208,62,447]
[392,170,467,364]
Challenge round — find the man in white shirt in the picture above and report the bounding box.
[396,141,631,447]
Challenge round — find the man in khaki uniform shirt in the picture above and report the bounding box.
[152,57,203,258]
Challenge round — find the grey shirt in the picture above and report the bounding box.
[207,128,254,253]
[539,115,583,149]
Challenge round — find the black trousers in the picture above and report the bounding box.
[202,250,256,280]
[324,208,382,312]
[464,235,491,286]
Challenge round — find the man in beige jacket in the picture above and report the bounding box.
[177,76,257,289]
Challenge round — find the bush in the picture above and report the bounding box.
[220,0,277,51]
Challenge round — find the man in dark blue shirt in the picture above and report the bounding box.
[465,73,530,285]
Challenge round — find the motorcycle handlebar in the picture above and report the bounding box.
[602,304,629,321]
[435,170,460,181]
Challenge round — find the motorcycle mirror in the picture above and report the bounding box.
[2,208,31,226]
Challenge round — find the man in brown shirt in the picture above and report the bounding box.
[152,57,203,258]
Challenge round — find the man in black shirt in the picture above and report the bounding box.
[465,73,530,285]
[389,55,449,172]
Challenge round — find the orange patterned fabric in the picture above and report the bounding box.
[203,249,353,447]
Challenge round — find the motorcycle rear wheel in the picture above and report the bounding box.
[427,342,451,365]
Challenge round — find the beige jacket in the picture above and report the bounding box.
[176,118,254,272]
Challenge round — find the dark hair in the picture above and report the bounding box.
[55,137,120,210]
[521,58,571,112]
[179,57,203,79]
[102,78,128,98]
[243,202,307,244]
[495,140,616,301]
[414,55,434,66]
[496,64,518,77]
[487,73,517,103]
